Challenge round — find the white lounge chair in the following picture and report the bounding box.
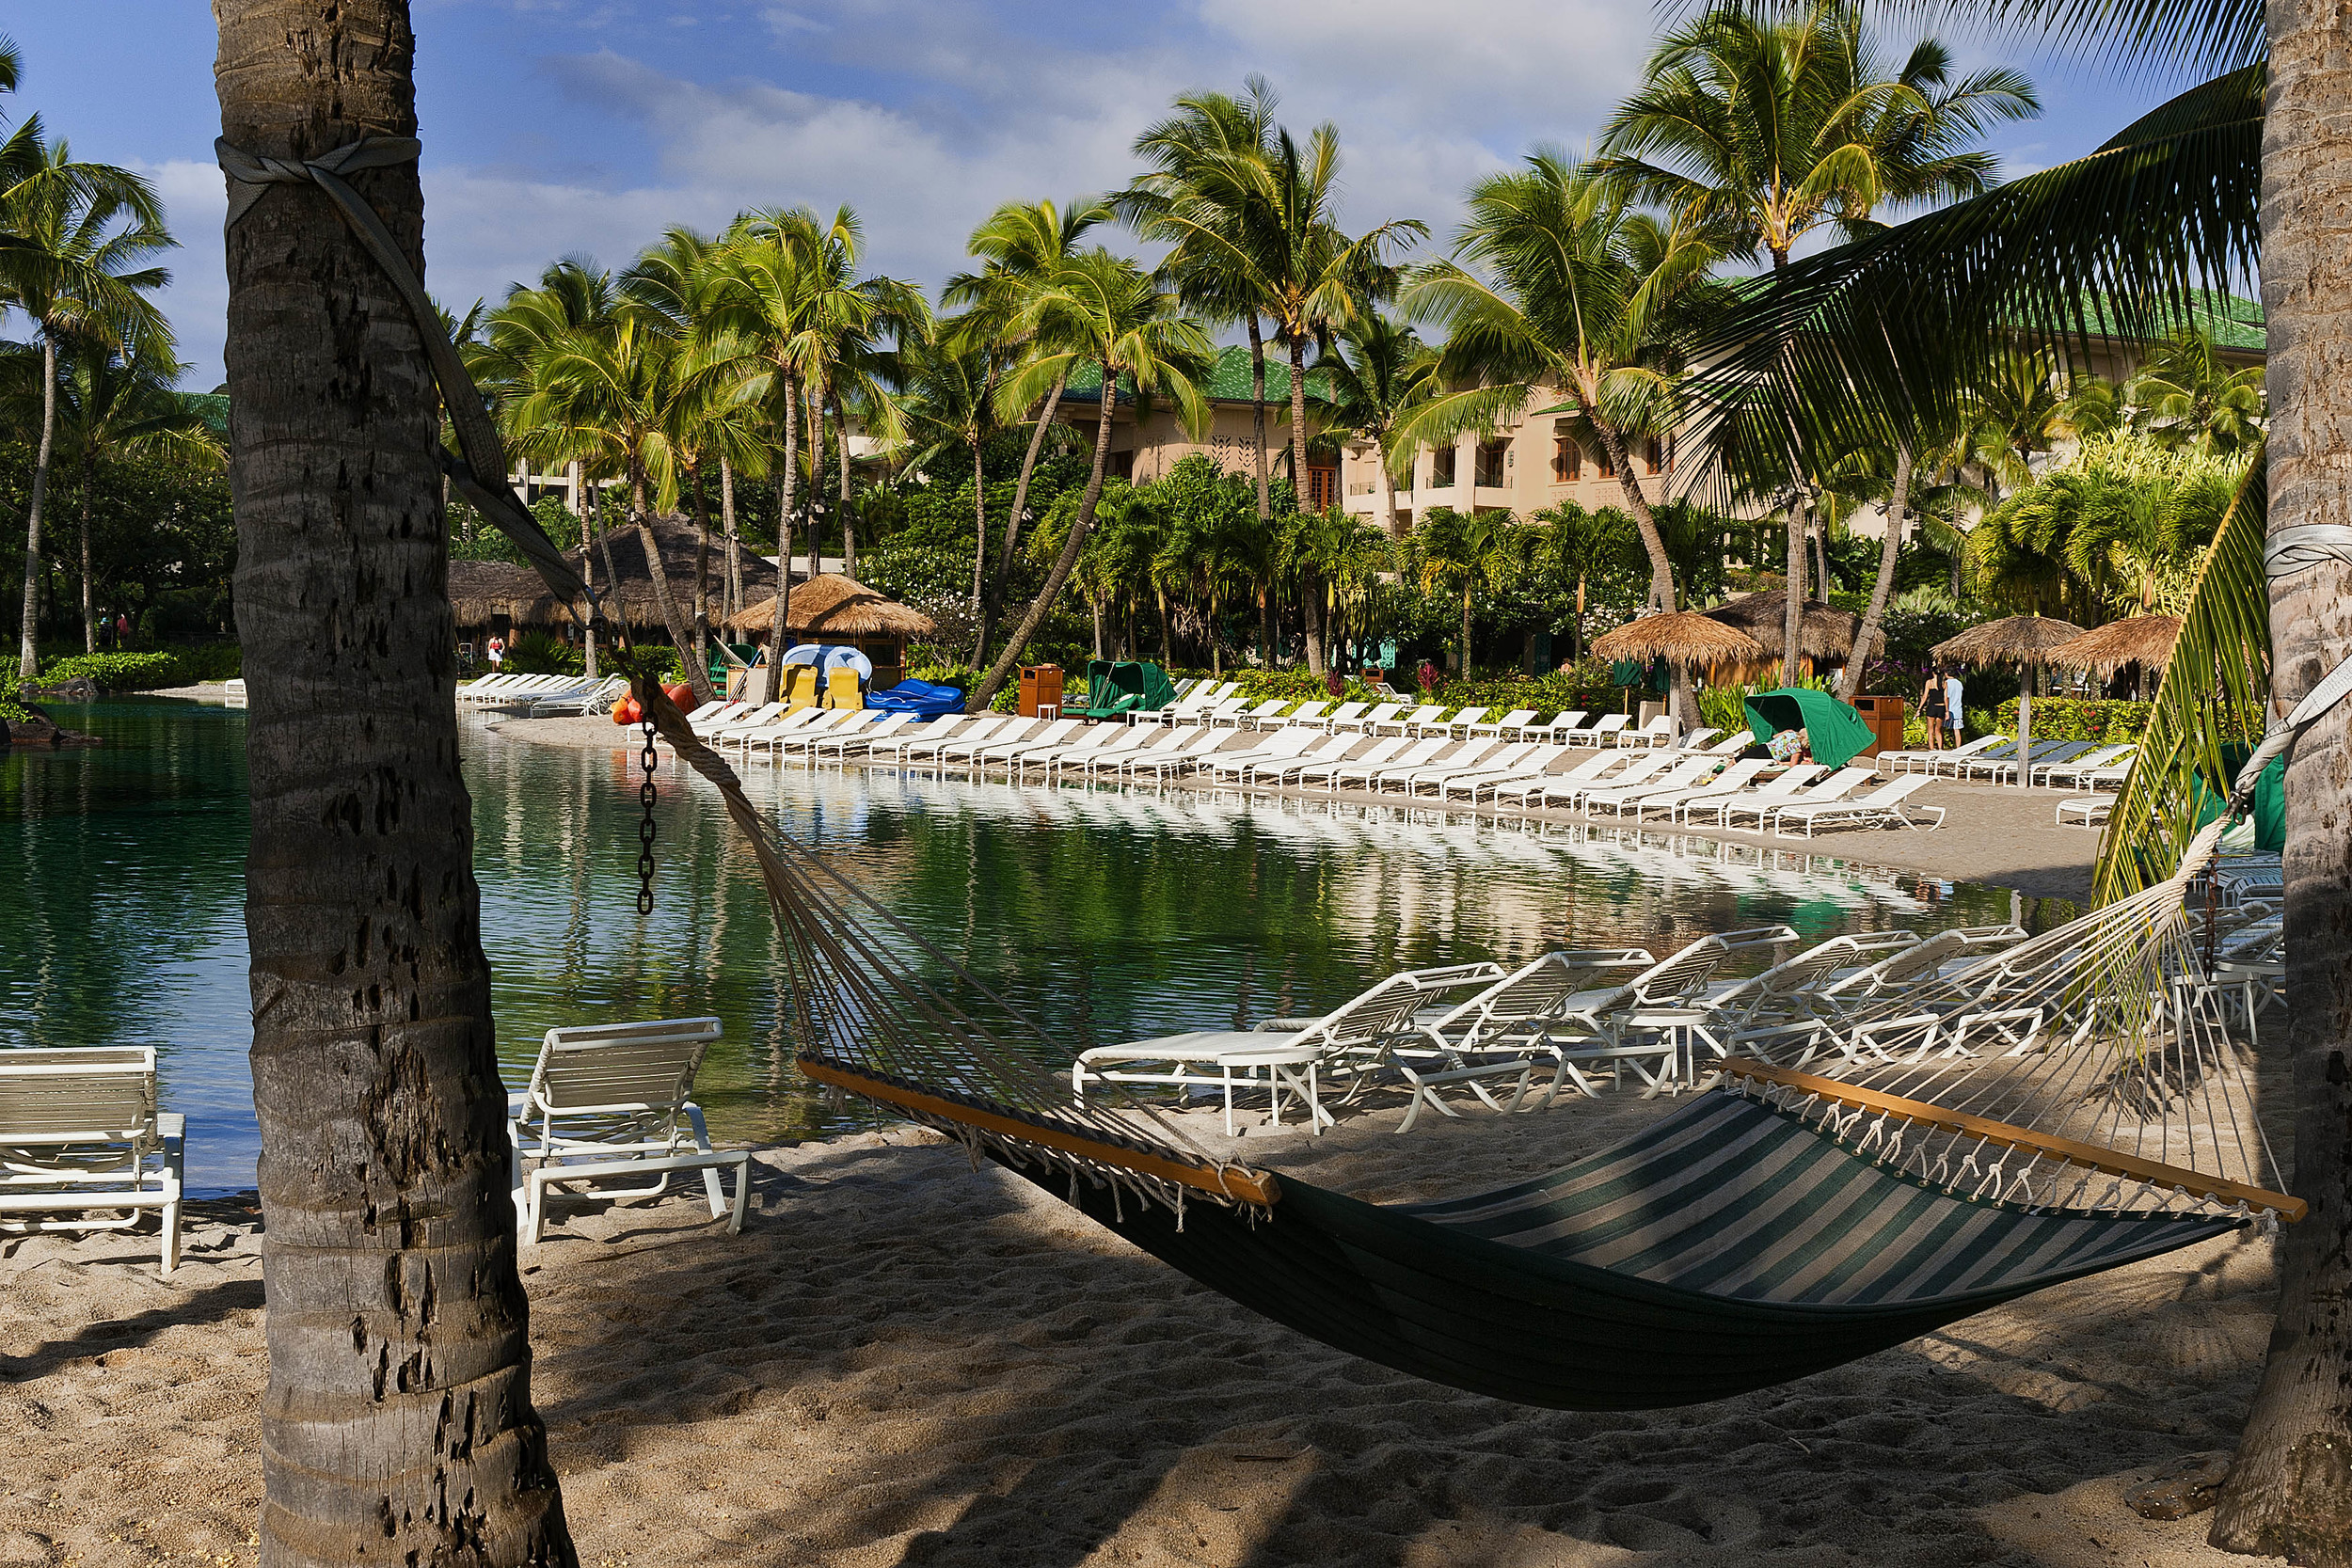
[1467,708,1541,740]
[1388,949,1656,1128]
[1374,704,1446,736]
[1573,713,1632,747]
[1073,963,1506,1135]
[1432,706,1491,738]
[812,711,913,762]
[1534,749,1680,811]
[1294,735,1406,788]
[1377,739,1506,793]
[1327,736,1451,790]
[0,1046,185,1275]
[1616,714,1678,748]
[1524,710,1590,743]
[2035,744,2137,789]
[1244,733,1359,785]
[1715,765,1876,831]
[1332,702,1406,734]
[1123,726,1233,782]
[1540,927,1801,1094]
[1620,756,1772,821]
[1436,744,1571,804]
[507,1017,752,1244]
[1774,773,1947,836]
[531,676,628,717]
[2057,796,2111,827]
[1203,727,1325,784]
[1878,733,2004,775]
[1676,764,1826,826]
[1581,754,1725,817]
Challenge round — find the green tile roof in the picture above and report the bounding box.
[1063,344,1333,404]
[2063,290,2265,352]
[181,391,230,435]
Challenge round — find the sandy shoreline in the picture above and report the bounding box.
[2,1093,2274,1568]
[487,713,2103,901]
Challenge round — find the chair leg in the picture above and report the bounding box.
[525,1172,547,1245]
[725,1157,751,1235]
[161,1197,180,1276]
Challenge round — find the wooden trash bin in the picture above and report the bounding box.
[1851,694,1906,759]
[1019,664,1063,719]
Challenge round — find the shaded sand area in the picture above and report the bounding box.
[495,714,2104,900]
[2,1087,2276,1568]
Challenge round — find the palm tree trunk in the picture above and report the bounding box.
[81,448,97,654]
[834,400,856,579]
[1288,334,1311,509]
[968,426,991,665]
[630,492,714,705]
[1379,457,1399,540]
[1841,444,1911,703]
[580,530,597,681]
[1783,492,1812,682]
[1590,416,1677,611]
[997,368,1066,591]
[2207,10,2352,1549]
[1302,571,1326,676]
[689,465,711,670]
[1248,315,1270,523]
[804,382,826,582]
[15,334,56,679]
[970,362,1120,711]
[720,455,741,623]
[778,371,800,607]
[212,4,573,1560]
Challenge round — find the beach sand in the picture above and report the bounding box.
[489,714,2104,900]
[2,1086,2276,1568]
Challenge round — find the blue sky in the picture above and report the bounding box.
[12,2,2200,389]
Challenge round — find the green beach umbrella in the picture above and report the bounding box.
[1742,688,1878,768]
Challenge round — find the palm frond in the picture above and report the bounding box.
[2090,443,2268,901]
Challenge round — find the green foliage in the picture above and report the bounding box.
[450,495,582,563]
[0,693,33,723]
[0,441,236,644]
[502,630,583,675]
[1992,696,2159,743]
[35,650,183,690]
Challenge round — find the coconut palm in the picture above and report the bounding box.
[2125,324,2265,453]
[1529,501,1636,663]
[893,332,1010,642]
[0,134,171,677]
[1599,0,2037,680]
[1280,505,1391,673]
[211,5,572,1560]
[968,249,1214,709]
[31,343,223,651]
[941,194,1111,664]
[1399,150,1719,621]
[517,312,715,704]
[1412,506,1530,675]
[1316,310,1437,539]
[1125,85,1423,555]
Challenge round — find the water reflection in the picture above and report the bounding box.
[4,703,2060,1196]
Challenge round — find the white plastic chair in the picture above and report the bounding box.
[507,1018,750,1244]
[0,1046,185,1275]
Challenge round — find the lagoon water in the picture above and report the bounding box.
[5,699,2048,1196]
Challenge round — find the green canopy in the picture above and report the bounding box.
[1743,688,1877,768]
[1076,660,1180,720]
[2192,752,2285,853]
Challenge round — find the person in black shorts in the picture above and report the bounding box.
[1918,669,1948,751]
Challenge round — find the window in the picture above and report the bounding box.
[1430,445,1457,488]
[1475,439,1509,488]
[1551,421,1581,483]
[1593,442,1615,480]
[1643,436,1667,475]
[1109,450,1136,481]
[1307,464,1338,510]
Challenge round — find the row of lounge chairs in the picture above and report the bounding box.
[1074,921,2032,1134]
[1879,733,2139,789]
[1147,682,1681,749]
[689,706,1946,837]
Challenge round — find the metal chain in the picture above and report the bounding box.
[637,718,660,915]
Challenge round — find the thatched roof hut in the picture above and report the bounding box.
[2045,615,2183,677]
[1930,614,2087,669]
[1592,611,1767,672]
[1702,593,1861,664]
[725,574,936,640]
[446,515,780,630]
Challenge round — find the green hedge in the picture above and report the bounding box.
[0,693,32,723]
[34,650,185,690]
[1992,697,2157,743]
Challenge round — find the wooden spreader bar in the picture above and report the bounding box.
[798,1055,1283,1209]
[1717,1058,2304,1222]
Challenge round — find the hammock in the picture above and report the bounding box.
[242,135,2306,1413]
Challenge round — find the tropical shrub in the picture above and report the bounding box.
[1987,696,2216,743]
[34,650,184,690]
[0,693,32,723]
[501,630,583,675]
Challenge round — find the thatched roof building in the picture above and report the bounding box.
[1592,611,1767,672]
[447,515,780,630]
[2045,615,2183,677]
[1702,593,1861,663]
[725,574,936,640]
[1930,614,2088,669]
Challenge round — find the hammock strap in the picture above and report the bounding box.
[215,134,598,628]
[2231,522,2352,805]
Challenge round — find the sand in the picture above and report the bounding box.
[2,1085,2279,1568]
[490,714,2103,901]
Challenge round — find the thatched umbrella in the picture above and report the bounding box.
[726,573,936,641]
[1703,592,1860,673]
[2045,615,2182,693]
[1931,614,2087,784]
[1592,611,1768,734]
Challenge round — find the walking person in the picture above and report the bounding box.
[1944,667,1965,747]
[1917,668,1947,752]
[485,634,505,674]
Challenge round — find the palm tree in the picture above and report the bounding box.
[894,332,1008,646]
[1399,150,1717,621]
[1413,506,1528,674]
[941,194,1111,665]
[38,343,223,651]
[1316,310,1437,539]
[2125,325,2265,453]
[1280,505,1391,673]
[1529,501,1635,663]
[1125,81,1424,573]
[968,249,1214,709]
[0,135,172,677]
[1599,0,2037,680]
[1124,80,1282,521]
[211,3,573,1560]
[518,312,715,704]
